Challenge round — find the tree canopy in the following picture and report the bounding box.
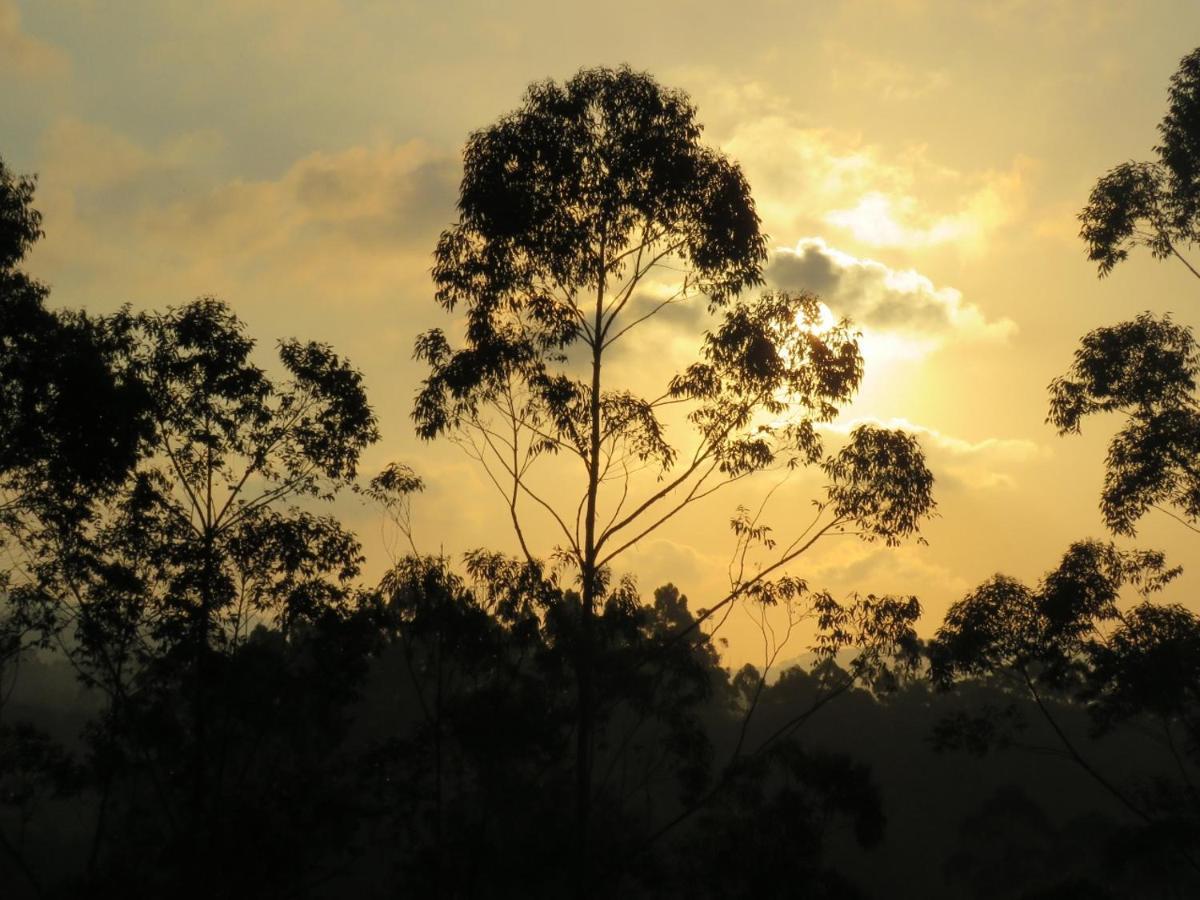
[1080,46,1200,279]
[414,63,934,642]
[1048,313,1200,535]
[414,65,936,896]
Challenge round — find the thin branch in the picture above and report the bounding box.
[1152,504,1200,535]
[1169,242,1200,281]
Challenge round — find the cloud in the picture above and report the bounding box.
[157,142,457,258]
[824,40,949,102]
[30,119,458,313]
[0,0,68,76]
[806,541,972,602]
[819,416,1046,491]
[682,75,1030,254]
[623,538,711,591]
[823,161,1027,252]
[766,237,1017,343]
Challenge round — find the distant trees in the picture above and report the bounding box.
[359,558,727,897]
[415,65,935,891]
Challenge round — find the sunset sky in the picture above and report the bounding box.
[4,0,1198,665]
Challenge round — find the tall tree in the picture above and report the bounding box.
[9,297,380,896]
[949,44,1200,894]
[0,157,148,700]
[1063,46,1200,536]
[414,65,936,886]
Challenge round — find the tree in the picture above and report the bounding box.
[1047,313,1199,535]
[414,65,936,886]
[930,540,1200,884]
[1079,46,1200,279]
[1066,47,1200,539]
[970,46,1200,893]
[8,296,381,896]
[0,157,148,713]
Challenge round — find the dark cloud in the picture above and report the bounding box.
[766,237,1015,340]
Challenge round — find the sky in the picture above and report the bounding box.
[3,0,1198,665]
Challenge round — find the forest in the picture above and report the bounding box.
[2,42,1200,900]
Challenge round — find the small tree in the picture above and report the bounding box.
[414,65,936,883]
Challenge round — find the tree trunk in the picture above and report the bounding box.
[575,252,606,899]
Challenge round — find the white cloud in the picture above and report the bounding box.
[682,75,1030,255]
[805,541,972,602]
[767,237,1017,343]
[820,416,1046,492]
[823,161,1029,252]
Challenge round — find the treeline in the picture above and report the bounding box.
[1,52,1199,900]
[3,591,1192,899]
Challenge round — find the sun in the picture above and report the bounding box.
[794,299,935,376]
[795,299,838,336]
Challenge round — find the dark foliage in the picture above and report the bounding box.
[931,541,1200,886]
[1048,313,1200,535]
[1079,46,1200,276]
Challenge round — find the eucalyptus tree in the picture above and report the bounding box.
[1048,313,1199,535]
[1080,45,1200,280]
[931,541,1200,883]
[991,47,1200,886]
[414,65,936,881]
[0,156,140,525]
[1064,46,1200,537]
[10,297,379,896]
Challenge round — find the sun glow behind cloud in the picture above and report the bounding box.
[767,238,1017,346]
[790,298,931,382]
[825,192,965,247]
[9,0,1200,661]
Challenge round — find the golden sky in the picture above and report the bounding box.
[4,0,1198,664]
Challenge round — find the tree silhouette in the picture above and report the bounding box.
[1067,46,1200,539]
[941,45,1200,894]
[1048,313,1199,535]
[0,157,148,709]
[6,295,380,896]
[1080,46,1200,279]
[414,65,936,887]
[930,540,1200,883]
